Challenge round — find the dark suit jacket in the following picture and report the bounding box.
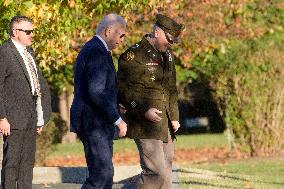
[70,36,120,138]
[0,39,51,130]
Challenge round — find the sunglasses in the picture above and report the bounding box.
[164,32,174,44]
[15,28,34,35]
[120,33,126,39]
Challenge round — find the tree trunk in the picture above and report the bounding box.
[60,88,77,143]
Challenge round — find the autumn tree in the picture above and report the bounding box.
[1,0,283,155]
[0,0,162,142]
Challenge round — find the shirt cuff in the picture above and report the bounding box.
[114,117,122,126]
[36,97,45,127]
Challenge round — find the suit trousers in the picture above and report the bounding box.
[80,134,114,189]
[134,131,174,189]
[1,121,36,189]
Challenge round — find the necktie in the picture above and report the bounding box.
[23,48,41,97]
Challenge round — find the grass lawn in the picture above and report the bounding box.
[48,133,227,158]
[180,158,284,189]
[46,133,284,188]
[175,134,227,149]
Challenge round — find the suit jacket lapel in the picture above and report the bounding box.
[106,51,115,71]
[94,36,116,72]
[94,36,118,89]
[104,49,117,87]
[8,39,32,91]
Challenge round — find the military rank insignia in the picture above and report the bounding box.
[126,51,135,61]
[146,62,159,82]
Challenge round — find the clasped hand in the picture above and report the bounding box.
[117,120,127,137]
[145,108,163,123]
[144,108,180,132]
[0,118,44,135]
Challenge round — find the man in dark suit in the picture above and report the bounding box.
[0,16,51,189]
[70,13,127,189]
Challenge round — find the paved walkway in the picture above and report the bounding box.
[0,166,179,189]
[32,183,133,189]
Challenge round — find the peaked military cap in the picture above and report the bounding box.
[155,14,185,43]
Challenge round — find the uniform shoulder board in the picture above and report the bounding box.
[131,43,140,49]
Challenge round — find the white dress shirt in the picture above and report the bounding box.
[11,39,45,127]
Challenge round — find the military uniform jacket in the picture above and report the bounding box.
[117,35,179,142]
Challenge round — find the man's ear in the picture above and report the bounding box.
[12,29,17,37]
[154,28,160,38]
[104,26,112,38]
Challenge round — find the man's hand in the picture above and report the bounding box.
[145,108,162,123]
[171,121,180,132]
[117,120,127,137]
[119,104,127,114]
[36,126,43,135]
[0,118,11,136]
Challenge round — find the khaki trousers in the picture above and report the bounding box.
[134,131,174,189]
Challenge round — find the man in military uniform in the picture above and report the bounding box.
[117,14,184,189]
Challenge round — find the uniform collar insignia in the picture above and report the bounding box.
[126,51,135,61]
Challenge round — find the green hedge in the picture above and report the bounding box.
[200,32,284,155]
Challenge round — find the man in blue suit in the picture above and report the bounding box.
[70,14,127,189]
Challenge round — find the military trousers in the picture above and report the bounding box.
[134,131,174,189]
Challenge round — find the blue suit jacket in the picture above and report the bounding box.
[70,36,120,138]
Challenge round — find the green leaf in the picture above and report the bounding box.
[24,1,33,9]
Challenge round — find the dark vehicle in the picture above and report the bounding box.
[179,81,226,134]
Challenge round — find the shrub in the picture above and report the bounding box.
[204,32,284,156]
[35,112,68,166]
